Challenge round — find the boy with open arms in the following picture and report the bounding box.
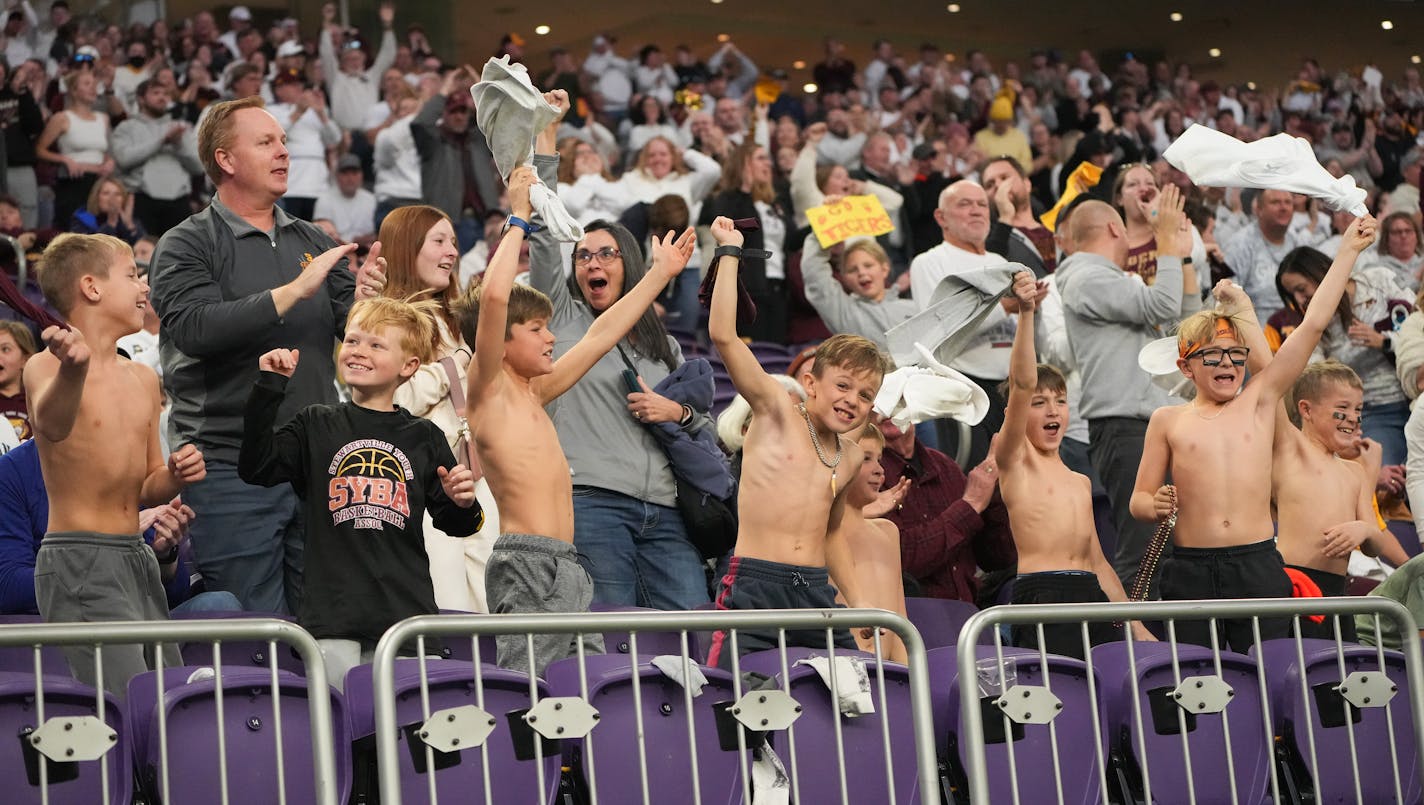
[1130,213,1377,652]
[27,233,205,697]
[994,270,1152,659]
[465,167,696,675]
[704,215,891,669]
[240,294,483,689]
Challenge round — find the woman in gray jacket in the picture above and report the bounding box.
[526,112,711,610]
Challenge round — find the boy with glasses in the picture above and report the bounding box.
[1130,215,1377,652]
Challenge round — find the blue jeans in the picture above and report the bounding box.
[572,486,710,610]
[171,591,243,615]
[182,461,304,615]
[1365,399,1411,467]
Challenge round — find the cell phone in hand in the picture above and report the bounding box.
[621,369,641,394]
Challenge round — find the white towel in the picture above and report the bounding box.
[874,343,991,428]
[470,56,584,242]
[649,654,709,697]
[793,655,874,717]
[751,744,791,805]
[1164,124,1368,216]
[885,261,1023,368]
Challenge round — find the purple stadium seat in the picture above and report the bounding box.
[904,597,987,649]
[168,611,307,675]
[588,603,691,657]
[928,644,1105,805]
[1093,641,1271,805]
[545,652,747,805]
[344,659,560,805]
[1253,637,1421,805]
[1387,518,1421,557]
[739,646,924,803]
[0,615,72,677]
[126,665,350,804]
[0,671,131,804]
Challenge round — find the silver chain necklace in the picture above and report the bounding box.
[797,403,843,494]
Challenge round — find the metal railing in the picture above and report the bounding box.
[372,608,942,805]
[0,617,338,805]
[955,597,1424,805]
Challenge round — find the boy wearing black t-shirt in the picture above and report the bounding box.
[240,296,482,689]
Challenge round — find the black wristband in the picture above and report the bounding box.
[1181,256,1194,265]
[714,244,744,260]
[156,544,179,564]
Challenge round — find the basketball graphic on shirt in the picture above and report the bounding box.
[327,439,416,531]
[335,445,404,482]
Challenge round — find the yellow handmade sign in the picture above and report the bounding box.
[806,194,895,248]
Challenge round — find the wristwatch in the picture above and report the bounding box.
[503,215,541,236]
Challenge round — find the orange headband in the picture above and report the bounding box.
[1180,317,1235,359]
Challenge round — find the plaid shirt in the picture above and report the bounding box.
[880,444,1016,603]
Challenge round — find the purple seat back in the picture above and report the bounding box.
[904,597,987,649]
[0,671,130,805]
[546,653,746,805]
[126,665,349,804]
[1253,637,1421,804]
[169,612,307,676]
[929,645,1104,805]
[344,659,560,805]
[588,603,691,658]
[1094,641,1271,805]
[0,615,72,677]
[738,646,925,804]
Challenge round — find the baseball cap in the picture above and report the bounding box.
[336,153,362,172]
[272,68,303,87]
[229,5,251,21]
[276,40,305,59]
[911,143,938,161]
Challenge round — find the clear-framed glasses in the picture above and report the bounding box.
[1187,346,1250,367]
[574,246,622,265]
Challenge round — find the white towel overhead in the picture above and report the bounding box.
[1163,124,1368,216]
[874,343,991,429]
[470,56,584,242]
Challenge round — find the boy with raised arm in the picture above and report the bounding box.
[1223,270,1387,641]
[27,233,205,697]
[838,421,911,663]
[993,270,1151,659]
[465,167,695,675]
[1130,214,1377,652]
[239,296,482,689]
[703,215,891,669]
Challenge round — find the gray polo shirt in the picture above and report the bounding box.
[150,196,355,463]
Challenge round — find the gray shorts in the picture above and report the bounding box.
[35,532,181,700]
[486,533,603,676]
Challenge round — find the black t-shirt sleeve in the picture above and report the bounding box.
[238,371,308,488]
[422,422,484,538]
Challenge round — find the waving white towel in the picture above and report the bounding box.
[884,262,1023,369]
[1163,124,1368,216]
[874,343,990,428]
[470,56,584,242]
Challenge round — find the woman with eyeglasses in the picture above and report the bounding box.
[1271,246,1414,465]
[377,204,502,613]
[35,67,113,229]
[1366,211,1424,291]
[528,93,712,610]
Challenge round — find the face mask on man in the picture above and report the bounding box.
[128,55,145,69]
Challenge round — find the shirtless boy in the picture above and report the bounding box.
[464,167,695,675]
[994,270,1149,659]
[838,422,910,663]
[1130,214,1377,652]
[704,215,891,669]
[27,233,205,696]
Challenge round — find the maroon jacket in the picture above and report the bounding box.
[880,442,1016,602]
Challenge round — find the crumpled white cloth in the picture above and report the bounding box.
[875,343,991,428]
[649,654,709,697]
[885,261,1024,368]
[470,56,584,242]
[751,743,791,805]
[1164,124,1368,216]
[793,655,874,717]
[1137,336,1196,400]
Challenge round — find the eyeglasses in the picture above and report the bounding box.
[574,247,622,265]
[342,39,363,51]
[1187,346,1250,366]
[71,53,95,65]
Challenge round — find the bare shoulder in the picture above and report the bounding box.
[22,350,58,390]
[123,357,159,387]
[868,517,900,542]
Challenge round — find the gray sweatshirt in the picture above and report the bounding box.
[1056,251,1201,421]
[799,233,916,350]
[528,154,707,507]
[110,112,203,201]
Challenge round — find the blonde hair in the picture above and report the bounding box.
[1175,310,1245,358]
[197,95,267,186]
[857,421,886,447]
[842,238,890,270]
[38,233,131,315]
[1287,359,1364,427]
[811,333,891,380]
[346,296,441,365]
[0,321,36,356]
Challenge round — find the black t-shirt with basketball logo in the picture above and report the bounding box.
[239,371,484,644]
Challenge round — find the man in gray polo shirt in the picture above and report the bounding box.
[149,96,385,614]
